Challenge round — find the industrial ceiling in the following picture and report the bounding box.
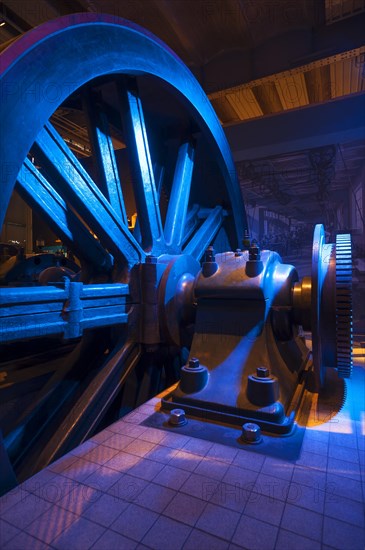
[0,0,364,225]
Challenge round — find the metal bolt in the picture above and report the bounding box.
[146,255,157,264]
[205,245,215,262]
[241,422,262,444]
[188,357,200,369]
[242,230,251,250]
[256,366,270,378]
[235,248,242,257]
[248,242,260,261]
[168,408,187,427]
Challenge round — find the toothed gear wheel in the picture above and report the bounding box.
[335,233,353,378]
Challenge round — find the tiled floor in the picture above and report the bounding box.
[0,353,364,550]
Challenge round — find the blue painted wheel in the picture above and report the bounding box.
[0,14,247,482]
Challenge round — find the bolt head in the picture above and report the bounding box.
[205,246,215,262]
[188,357,200,369]
[169,408,187,427]
[241,422,262,443]
[235,248,242,257]
[256,366,269,378]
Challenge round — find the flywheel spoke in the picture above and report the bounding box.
[83,90,128,226]
[118,78,165,253]
[28,341,142,475]
[34,123,144,266]
[184,206,225,261]
[17,158,112,270]
[164,141,195,250]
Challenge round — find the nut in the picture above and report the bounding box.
[256,366,270,378]
[241,422,262,444]
[188,357,200,369]
[168,408,187,427]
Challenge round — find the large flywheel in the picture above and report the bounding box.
[0,14,247,483]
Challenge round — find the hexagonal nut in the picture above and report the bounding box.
[241,422,262,444]
[188,357,200,369]
[256,366,269,378]
[168,408,187,427]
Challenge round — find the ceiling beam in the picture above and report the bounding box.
[225,93,365,161]
[202,12,365,93]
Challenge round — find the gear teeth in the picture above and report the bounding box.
[335,233,353,378]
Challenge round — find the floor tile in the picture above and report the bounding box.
[102,432,135,451]
[48,453,78,474]
[82,492,129,526]
[180,472,219,500]
[153,464,192,490]
[61,457,99,482]
[123,439,156,458]
[90,428,114,445]
[244,493,285,526]
[181,437,214,457]
[3,531,51,549]
[324,492,365,527]
[209,481,249,513]
[280,502,323,541]
[232,449,265,472]
[24,504,79,544]
[163,492,207,526]
[261,456,294,481]
[83,444,119,465]
[223,464,258,491]
[167,449,201,472]
[57,482,101,514]
[322,516,365,550]
[0,486,27,514]
[286,482,325,513]
[301,437,328,456]
[206,443,238,464]
[328,443,359,463]
[124,411,149,425]
[128,458,165,481]
[0,519,21,546]
[141,515,191,549]
[144,444,177,464]
[82,465,122,492]
[108,422,147,438]
[327,456,362,481]
[139,427,167,444]
[135,482,176,513]
[295,450,327,471]
[291,464,326,490]
[1,492,52,529]
[326,471,363,502]
[52,516,105,549]
[91,529,137,549]
[232,515,278,550]
[196,502,240,540]
[104,450,140,473]
[111,503,158,541]
[70,440,98,458]
[159,432,191,450]
[108,473,149,502]
[275,529,321,550]
[329,431,358,450]
[194,456,229,481]
[183,528,229,550]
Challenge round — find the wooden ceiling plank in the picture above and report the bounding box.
[226,88,263,120]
